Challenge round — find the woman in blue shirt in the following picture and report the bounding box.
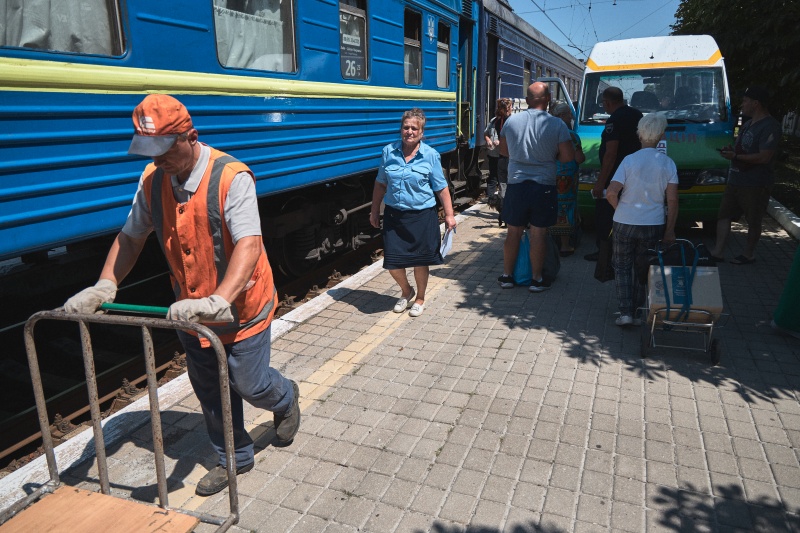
[370,109,457,317]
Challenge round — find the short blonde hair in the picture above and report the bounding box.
[401,108,426,132]
[637,113,667,145]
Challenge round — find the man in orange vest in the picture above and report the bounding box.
[63,94,300,496]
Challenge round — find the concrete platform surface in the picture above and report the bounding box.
[2,202,799,533]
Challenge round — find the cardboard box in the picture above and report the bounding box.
[647,265,723,323]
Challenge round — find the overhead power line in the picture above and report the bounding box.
[525,0,588,55]
[606,2,673,40]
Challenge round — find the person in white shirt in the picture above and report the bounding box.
[606,113,678,326]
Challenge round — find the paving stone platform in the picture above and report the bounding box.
[4,203,799,533]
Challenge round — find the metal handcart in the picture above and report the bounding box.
[639,240,726,365]
[0,303,241,533]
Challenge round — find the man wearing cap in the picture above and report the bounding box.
[63,94,300,496]
[710,86,782,265]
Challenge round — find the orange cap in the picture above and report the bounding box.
[128,94,193,157]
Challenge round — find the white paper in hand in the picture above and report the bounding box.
[440,228,455,258]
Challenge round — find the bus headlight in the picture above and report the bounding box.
[579,169,599,184]
[696,169,728,185]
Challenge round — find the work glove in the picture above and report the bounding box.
[63,279,117,314]
[167,295,234,323]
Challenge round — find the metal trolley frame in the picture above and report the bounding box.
[0,306,240,532]
[640,307,725,365]
[639,239,725,365]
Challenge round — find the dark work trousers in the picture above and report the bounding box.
[178,324,294,468]
[486,155,499,198]
[595,198,615,245]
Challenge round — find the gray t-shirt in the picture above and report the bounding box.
[483,116,502,157]
[500,108,571,186]
[728,115,782,187]
[122,144,262,242]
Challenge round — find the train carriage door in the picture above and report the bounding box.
[485,28,499,130]
[458,1,476,146]
[451,0,479,194]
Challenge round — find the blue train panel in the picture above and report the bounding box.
[476,0,582,136]
[0,0,460,261]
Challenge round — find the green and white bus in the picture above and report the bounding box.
[574,35,734,227]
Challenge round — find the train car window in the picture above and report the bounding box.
[339,0,368,80]
[523,61,531,94]
[436,22,449,88]
[0,0,124,55]
[213,0,297,72]
[404,9,421,85]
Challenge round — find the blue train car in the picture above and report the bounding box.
[0,0,461,274]
[476,0,583,138]
[0,0,581,278]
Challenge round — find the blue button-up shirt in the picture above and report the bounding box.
[376,141,448,211]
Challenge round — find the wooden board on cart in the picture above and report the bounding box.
[0,486,198,533]
[647,265,723,324]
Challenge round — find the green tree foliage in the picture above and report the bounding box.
[672,0,799,115]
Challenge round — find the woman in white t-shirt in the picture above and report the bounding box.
[606,113,678,327]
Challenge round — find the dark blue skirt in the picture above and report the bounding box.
[382,205,443,269]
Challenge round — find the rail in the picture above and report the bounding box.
[0,305,241,532]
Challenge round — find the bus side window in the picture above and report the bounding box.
[214,0,297,73]
[1,0,124,56]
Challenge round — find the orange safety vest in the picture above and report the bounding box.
[142,148,277,345]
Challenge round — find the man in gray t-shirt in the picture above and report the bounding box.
[497,82,574,291]
[710,86,782,265]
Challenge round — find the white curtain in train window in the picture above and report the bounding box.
[404,41,421,85]
[436,43,448,88]
[0,0,114,54]
[213,0,292,72]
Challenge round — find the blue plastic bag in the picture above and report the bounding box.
[513,233,532,286]
[514,233,561,286]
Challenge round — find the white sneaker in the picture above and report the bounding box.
[615,315,642,327]
[408,303,424,317]
[616,315,634,326]
[393,288,415,313]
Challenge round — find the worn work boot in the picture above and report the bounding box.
[195,461,253,496]
[274,380,301,446]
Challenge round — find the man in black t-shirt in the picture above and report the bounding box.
[585,87,643,261]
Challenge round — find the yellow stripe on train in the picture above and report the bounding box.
[0,57,456,101]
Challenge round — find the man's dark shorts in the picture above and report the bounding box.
[717,184,771,225]
[501,180,557,228]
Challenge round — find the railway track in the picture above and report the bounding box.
[0,242,384,475]
[0,177,481,476]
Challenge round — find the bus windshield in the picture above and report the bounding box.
[580,67,728,125]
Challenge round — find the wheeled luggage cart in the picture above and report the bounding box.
[640,307,723,365]
[639,240,725,365]
[0,303,241,532]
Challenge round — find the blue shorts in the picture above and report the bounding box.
[501,180,558,228]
